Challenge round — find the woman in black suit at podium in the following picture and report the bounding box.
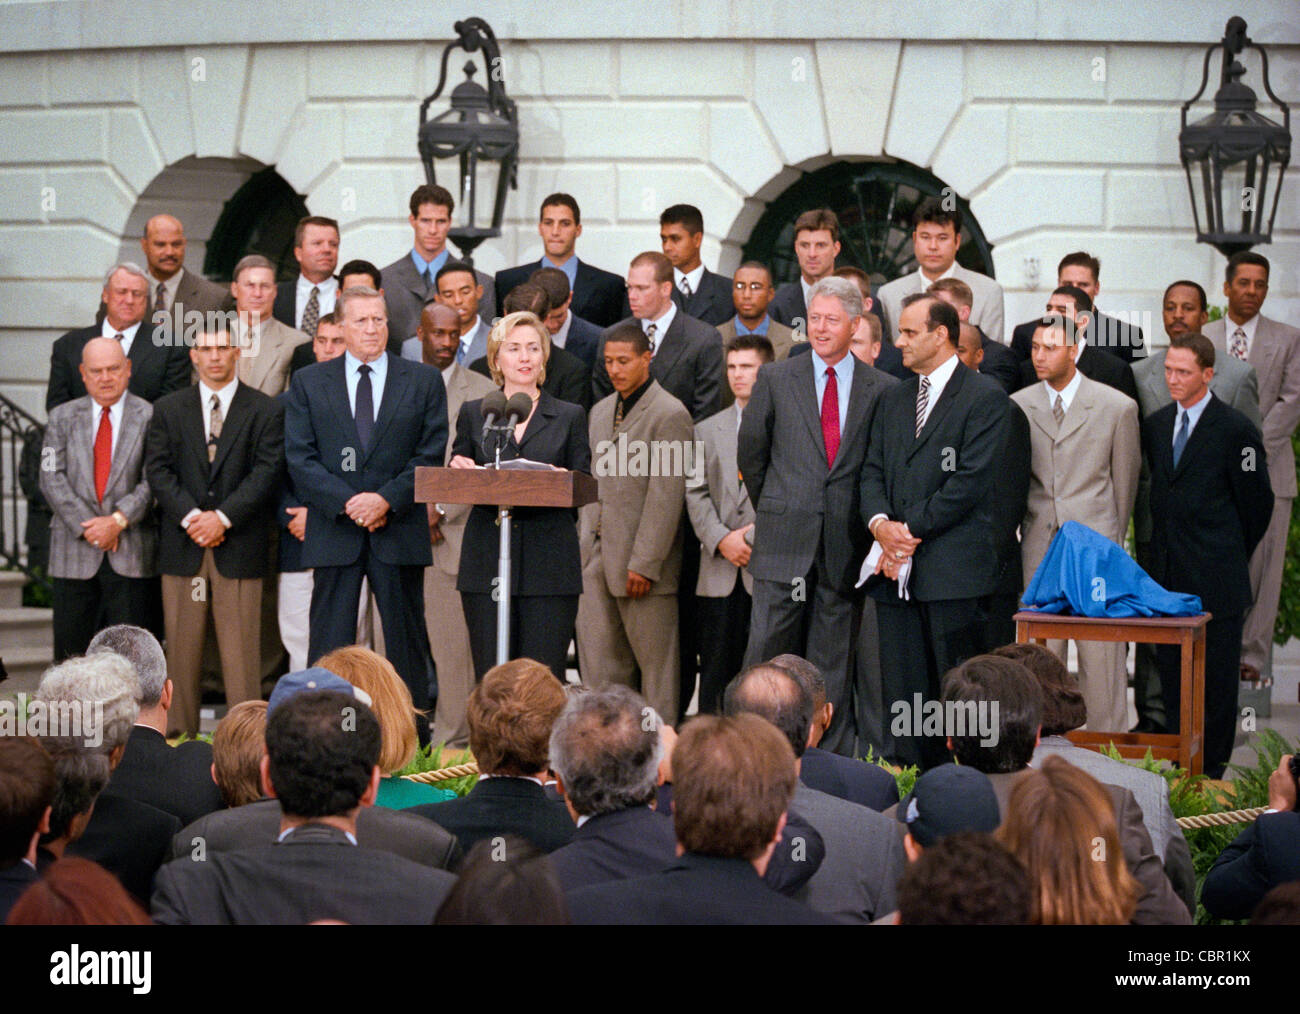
[450,311,591,680]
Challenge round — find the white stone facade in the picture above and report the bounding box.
[1,0,1298,421]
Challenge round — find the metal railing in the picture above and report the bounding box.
[0,391,49,593]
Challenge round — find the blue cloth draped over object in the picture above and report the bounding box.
[1021,521,1202,617]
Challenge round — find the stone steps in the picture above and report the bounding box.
[0,572,53,696]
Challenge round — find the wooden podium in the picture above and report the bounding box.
[415,466,599,665]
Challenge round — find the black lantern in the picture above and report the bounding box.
[1179,16,1291,256]
[418,18,519,265]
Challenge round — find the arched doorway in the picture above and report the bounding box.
[117,156,307,284]
[741,160,996,288]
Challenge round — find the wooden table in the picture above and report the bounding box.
[1013,610,1210,776]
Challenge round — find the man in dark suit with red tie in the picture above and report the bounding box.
[739,276,896,755]
[284,286,447,709]
[1144,333,1273,779]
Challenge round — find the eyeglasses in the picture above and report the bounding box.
[733,282,770,292]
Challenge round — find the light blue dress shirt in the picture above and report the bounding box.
[1174,388,1213,447]
[542,255,579,290]
[344,350,389,421]
[812,350,853,427]
[411,248,450,287]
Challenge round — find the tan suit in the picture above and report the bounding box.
[1013,373,1141,731]
[577,380,694,720]
[236,318,310,396]
[1205,314,1300,674]
[426,362,496,747]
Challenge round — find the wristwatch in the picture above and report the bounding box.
[111,510,128,530]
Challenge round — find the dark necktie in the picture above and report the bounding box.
[1052,393,1065,427]
[915,375,930,438]
[301,286,321,340]
[1172,410,1190,467]
[646,322,658,358]
[94,405,112,503]
[821,367,840,468]
[154,281,167,319]
[679,277,692,297]
[207,393,222,464]
[355,363,375,450]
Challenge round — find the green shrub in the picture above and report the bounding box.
[394,742,478,797]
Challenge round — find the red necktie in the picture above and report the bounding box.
[821,366,840,468]
[94,405,112,503]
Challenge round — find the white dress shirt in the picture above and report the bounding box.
[916,261,958,290]
[344,350,388,419]
[915,350,960,432]
[101,318,143,357]
[181,378,240,530]
[643,302,677,354]
[551,310,573,349]
[675,264,705,295]
[295,275,338,329]
[1043,366,1084,415]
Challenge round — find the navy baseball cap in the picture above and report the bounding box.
[267,667,372,714]
[896,765,1001,847]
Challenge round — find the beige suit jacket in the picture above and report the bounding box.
[716,318,798,361]
[431,362,497,577]
[1012,372,1141,582]
[581,380,694,596]
[685,402,755,597]
[1205,314,1300,499]
[877,262,1006,344]
[236,317,309,395]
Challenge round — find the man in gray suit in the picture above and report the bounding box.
[231,254,309,396]
[686,334,770,713]
[578,325,695,722]
[724,664,906,923]
[1131,280,1262,730]
[40,337,157,660]
[1012,318,1140,732]
[739,276,896,755]
[400,260,491,368]
[110,214,233,346]
[1203,252,1300,683]
[381,184,494,351]
[876,196,1005,343]
[419,302,495,747]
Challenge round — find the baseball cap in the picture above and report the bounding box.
[267,667,372,714]
[896,764,1001,847]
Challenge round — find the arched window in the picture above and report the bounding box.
[742,160,995,287]
[204,166,310,282]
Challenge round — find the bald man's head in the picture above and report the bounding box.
[722,664,814,759]
[80,336,131,406]
[419,300,464,369]
[141,215,186,281]
[957,323,984,372]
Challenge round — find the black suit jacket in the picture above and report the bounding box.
[1012,310,1145,364]
[452,390,591,596]
[495,259,626,328]
[769,282,806,329]
[993,400,1032,598]
[1202,811,1300,921]
[168,797,460,869]
[0,861,40,923]
[285,353,447,568]
[151,822,457,924]
[874,339,908,380]
[860,361,1010,602]
[561,314,604,370]
[47,322,190,411]
[144,382,284,579]
[671,267,734,326]
[739,353,896,594]
[68,793,181,906]
[103,725,223,827]
[548,805,678,893]
[980,331,1023,394]
[469,343,592,412]
[272,280,297,329]
[593,312,724,422]
[288,340,316,376]
[568,852,835,925]
[409,777,575,861]
[799,748,900,812]
[1143,395,1273,617]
